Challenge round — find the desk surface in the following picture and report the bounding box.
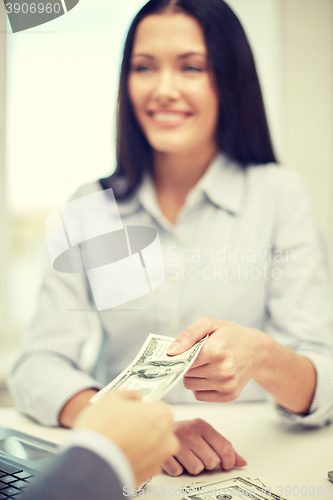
[0,402,332,499]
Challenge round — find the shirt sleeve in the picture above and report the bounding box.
[7,262,103,427]
[264,171,333,427]
[7,182,106,427]
[63,429,135,489]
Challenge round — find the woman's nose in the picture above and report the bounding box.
[153,70,180,103]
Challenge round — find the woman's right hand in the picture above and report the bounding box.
[59,388,98,428]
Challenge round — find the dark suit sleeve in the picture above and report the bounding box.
[21,446,126,500]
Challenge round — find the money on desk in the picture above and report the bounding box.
[91,333,208,404]
[183,476,286,500]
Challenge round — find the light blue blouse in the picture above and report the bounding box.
[8,154,333,427]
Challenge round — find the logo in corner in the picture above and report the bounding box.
[4,0,80,33]
[45,189,165,310]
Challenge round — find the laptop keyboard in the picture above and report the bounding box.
[0,461,35,498]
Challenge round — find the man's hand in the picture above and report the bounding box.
[73,391,179,486]
[162,419,246,476]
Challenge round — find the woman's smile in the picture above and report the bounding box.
[147,109,193,128]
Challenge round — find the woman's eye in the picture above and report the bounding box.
[184,65,202,72]
[134,65,152,73]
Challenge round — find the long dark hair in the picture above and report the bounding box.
[100,0,277,197]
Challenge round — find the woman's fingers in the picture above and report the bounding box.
[235,453,248,467]
[174,448,205,475]
[162,456,184,477]
[194,389,240,403]
[184,375,240,400]
[184,372,236,391]
[169,424,220,475]
[201,420,247,470]
[187,437,222,471]
[162,419,246,477]
[167,317,215,355]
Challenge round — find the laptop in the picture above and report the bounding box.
[0,426,59,498]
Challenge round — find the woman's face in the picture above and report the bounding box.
[128,13,219,156]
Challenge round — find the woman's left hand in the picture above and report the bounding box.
[167,317,268,402]
[162,418,247,476]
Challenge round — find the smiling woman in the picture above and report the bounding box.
[128,12,220,223]
[128,14,219,157]
[112,0,276,201]
[8,0,333,481]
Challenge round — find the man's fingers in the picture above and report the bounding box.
[167,317,214,356]
[118,391,143,401]
[147,465,162,478]
[162,456,184,477]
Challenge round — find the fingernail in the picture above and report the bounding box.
[167,342,180,355]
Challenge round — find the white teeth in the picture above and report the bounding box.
[152,113,186,122]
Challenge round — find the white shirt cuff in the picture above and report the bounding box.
[62,429,135,489]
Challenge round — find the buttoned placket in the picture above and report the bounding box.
[136,178,208,338]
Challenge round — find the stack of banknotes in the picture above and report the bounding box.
[183,477,285,499]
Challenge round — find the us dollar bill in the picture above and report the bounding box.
[91,333,208,403]
[182,476,286,500]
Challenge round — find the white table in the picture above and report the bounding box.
[0,402,332,499]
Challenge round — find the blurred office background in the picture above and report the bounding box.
[0,0,332,405]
